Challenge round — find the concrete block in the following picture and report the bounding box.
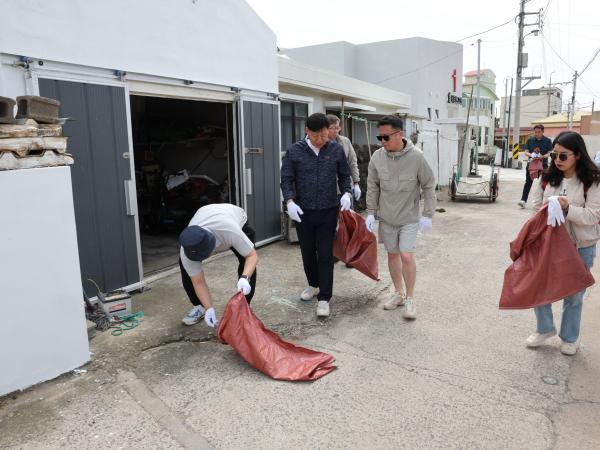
[0,96,16,124]
[16,96,60,124]
[0,136,68,156]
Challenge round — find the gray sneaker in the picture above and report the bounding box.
[300,286,319,301]
[316,300,330,317]
[182,305,206,326]
[518,200,526,208]
[402,297,417,320]
[383,291,406,310]
[525,329,556,347]
[560,339,580,355]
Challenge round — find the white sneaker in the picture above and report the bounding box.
[300,286,319,301]
[518,200,526,208]
[403,297,417,320]
[182,305,206,326]
[561,339,580,356]
[383,291,406,310]
[525,329,557,347]
[316,300,330,317]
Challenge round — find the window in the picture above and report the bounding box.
[435,109,440,119]
[280,101,309,153]
[427,107,432,120]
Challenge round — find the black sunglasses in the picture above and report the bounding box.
[376,130,402,142]
[549,151,573,162]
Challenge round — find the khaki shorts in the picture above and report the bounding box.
[378,221,419,253]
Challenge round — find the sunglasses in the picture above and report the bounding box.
[549,151,573,162]
[376,130,402,142]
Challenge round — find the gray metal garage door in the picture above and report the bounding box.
[39,79,141,293]
[241,100,282,244]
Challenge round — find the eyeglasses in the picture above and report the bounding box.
[376,130,402,142]
[549,151,573,162]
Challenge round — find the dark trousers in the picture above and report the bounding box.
[295,207,338,301]
[521,163,534,202]
[179,223,257,307]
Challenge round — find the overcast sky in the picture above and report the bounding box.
[246,0,600,114]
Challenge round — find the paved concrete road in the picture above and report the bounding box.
[1,170,599,449]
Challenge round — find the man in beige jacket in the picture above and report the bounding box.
[327,114,361,201]
[366,115,436,319]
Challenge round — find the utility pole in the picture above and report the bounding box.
[511,0,541,167]
[502,77,509,167]
[546,71,554,116]
[505,78,514,168]
[568,71,578,130]
[511,0,526,167]
[474,38,481,175]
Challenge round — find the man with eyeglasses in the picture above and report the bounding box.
[518,124,553,208]
[366,115,436,320]
[281,113,353,317]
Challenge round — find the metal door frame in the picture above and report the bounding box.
[236,96,283,247]
[31,69,145,292]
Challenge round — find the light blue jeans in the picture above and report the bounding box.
[534,244,596,343]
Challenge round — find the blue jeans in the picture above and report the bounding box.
[534,244,596,343]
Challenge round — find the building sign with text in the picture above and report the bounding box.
[447,69,462,105]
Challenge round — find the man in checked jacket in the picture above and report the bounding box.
[281,113,353,318]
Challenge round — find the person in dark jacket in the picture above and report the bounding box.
[518,124,553,208]
[281,113,352,317]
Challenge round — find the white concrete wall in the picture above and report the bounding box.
[500,93,563,129]
[419,123,458,186]
[0,0,277,94]
[583,135,600,159]
[355,38,463,121]
[0,167,89,396]
[284,38,463,121]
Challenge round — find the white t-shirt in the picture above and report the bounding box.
[180,204,254,277]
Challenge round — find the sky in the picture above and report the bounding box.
[246,0,600,114]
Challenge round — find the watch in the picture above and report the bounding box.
[240,275,249,280]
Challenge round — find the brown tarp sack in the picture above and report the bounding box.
[333,210,380,281]
[499,205,595,309]
[217,292,336,381]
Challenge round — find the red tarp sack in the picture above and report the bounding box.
[333,210,380,281]
[499,204,595,309]
[528,159,544,180]
[217,292,336,381]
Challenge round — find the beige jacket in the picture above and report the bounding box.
[336,135,360,183]
[366,139,436,226]
[532,177,600,248]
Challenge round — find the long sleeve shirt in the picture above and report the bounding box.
[281,139,352,210]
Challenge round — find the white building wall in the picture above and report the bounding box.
[355,38,463,121]
[500,92,563,129]
[0,0,278,94]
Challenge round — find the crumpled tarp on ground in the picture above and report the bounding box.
[218,292,336,381]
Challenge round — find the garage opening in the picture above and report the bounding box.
[130,95,236,275]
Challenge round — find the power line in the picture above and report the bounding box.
[455,17,516,43]
[374,48,464,84]
[579,47,600,76]
[374,16,521,84]
[540,30,576,72]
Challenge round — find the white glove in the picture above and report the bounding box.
[419,216,433,233]
[352,184,362,201]
[204,307,218,328]
[340,192,352,211]
[286,200,304,222]
[530,152,539,159]
[365,214,375,233]
[547,196,565,227]
[237,277,251,295]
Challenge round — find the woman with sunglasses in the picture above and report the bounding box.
[526,131,600,355]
